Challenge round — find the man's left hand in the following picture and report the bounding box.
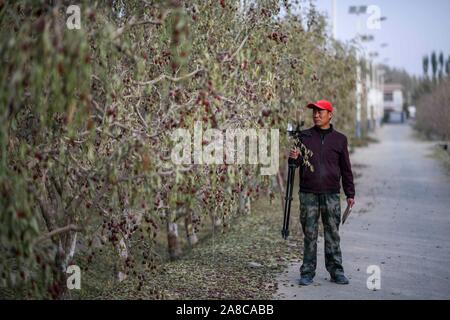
[347,198,355,209]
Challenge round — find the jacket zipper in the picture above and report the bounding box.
[319,133,324,182]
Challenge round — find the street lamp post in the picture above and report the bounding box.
[349,5,368,37]
[349,5,368,139]
[348,5,386,138]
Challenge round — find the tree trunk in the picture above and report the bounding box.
[184,211,198,246]
[52,232,77,300]
[167,219,182,260]
[276,170,286,210]
[210,206,222,230]
[239,192,251,215]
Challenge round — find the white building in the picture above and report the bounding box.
[383,83,404,122]
[356,61,384,136]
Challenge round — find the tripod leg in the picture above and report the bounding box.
[282,165,296,239]
[285,165,296,236]
[282,167,292,238]
[282,167,293,238]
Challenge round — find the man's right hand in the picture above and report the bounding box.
[289,148,300,160]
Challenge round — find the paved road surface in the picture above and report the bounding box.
[275,123,450,299]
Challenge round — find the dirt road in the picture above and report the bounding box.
[275,123,450,299]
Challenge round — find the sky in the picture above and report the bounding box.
[307,0,450,77]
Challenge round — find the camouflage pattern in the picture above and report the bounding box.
[299,192,344,278]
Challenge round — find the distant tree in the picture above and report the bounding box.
[431,51,437,82]
[446,55,450,77]
[423,55,429,78]
[438,52,444,80]
[416,77,450,140]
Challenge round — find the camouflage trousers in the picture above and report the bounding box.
[299,192,344,278]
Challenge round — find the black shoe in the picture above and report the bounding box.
[330,274,349,285]
[299,275,314,286]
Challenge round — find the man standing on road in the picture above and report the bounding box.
[289,100,355,286]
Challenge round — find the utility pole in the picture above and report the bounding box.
[349,5,367,139]
[331,0,337,39]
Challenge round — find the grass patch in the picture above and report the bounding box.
[414,127,450,176]
[71,191,303,300]
[350,136,379,149]
[430,146,450,176]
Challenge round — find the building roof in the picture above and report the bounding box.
[384,83,403,93]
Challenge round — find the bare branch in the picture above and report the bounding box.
[224,34,249,62]
[134,99,148,130]
[133,67,203,86]
[34,224,82,245]
[112,16,163,40]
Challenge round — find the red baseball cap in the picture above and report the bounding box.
[306,100,333,112]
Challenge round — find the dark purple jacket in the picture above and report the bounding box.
[294,124,355,199]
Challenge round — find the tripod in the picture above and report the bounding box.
[281,160,297,240]
[281,129,311,240]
